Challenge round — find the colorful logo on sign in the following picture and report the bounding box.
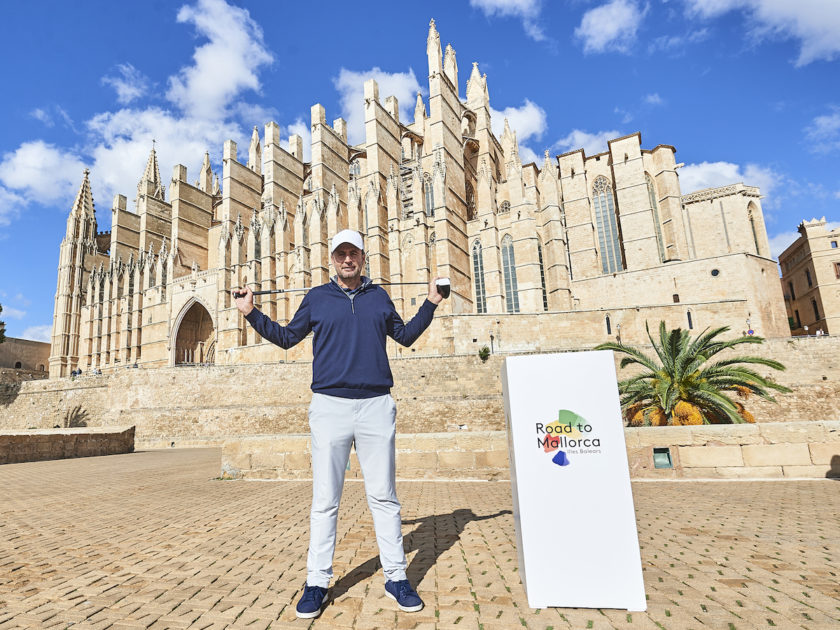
[536,409,601,466]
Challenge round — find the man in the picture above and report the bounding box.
[233,229,443,619]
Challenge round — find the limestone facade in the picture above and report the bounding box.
[779,217,840,335]
[49,20,788,378]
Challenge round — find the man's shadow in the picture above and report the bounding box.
[331,508,512,599]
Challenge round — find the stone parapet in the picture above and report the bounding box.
[220,421,840,481]
[0,426,135,465]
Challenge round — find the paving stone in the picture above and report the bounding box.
[1,450,839,629]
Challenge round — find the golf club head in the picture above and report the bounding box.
[436,278,451,299]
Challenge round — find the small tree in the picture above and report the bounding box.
[478,345,490,362]
[0,303,6,345]
[595,322,791,426]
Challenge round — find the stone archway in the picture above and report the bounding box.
[174,301,215,365]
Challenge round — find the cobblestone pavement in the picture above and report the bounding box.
[1,449,838,630]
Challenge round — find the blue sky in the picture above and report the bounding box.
[1,0,839,341]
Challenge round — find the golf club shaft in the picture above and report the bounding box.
[247,281,432,296]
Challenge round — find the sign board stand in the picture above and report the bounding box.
[502,350,646,610]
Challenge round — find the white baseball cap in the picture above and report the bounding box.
[330,229,364,254]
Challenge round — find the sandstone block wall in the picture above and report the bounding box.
[0,426,135,465]
[2,337,839,446]
[221,431,510,481]
[626,421,840,479]
[220,421,840,481]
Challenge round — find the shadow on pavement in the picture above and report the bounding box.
[331,508,512,599]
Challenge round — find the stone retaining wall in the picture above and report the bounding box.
[220,421,840,481]
[0,426,135,465]
[2,337,839,444]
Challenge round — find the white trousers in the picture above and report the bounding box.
[307,393,407,588]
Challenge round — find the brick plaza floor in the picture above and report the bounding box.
[1,449,838,630]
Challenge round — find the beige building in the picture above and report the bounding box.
[779,218,840,336]
[49,20,788,378]
[0,337,50,371]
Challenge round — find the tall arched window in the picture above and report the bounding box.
[537,242,548,311]
[466,181,476,221]
[254,231,261,260]
[472,239,487,314]
[812,298,820,321]
[424,174,434,217]
[605,315,612,335]
[428,231,437,275]
[687,310,694,330]
[501,235,520,313]
[646,174,666,262]
[592,176,624,274]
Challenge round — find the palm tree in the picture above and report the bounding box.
[595,322,791,426]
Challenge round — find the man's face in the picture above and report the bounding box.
[331,243,365,284]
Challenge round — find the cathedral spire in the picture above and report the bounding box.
[137,141,164,202]
[248,126,261,172]
[70,169,96,218]
[427,18,442,75]
[443,43,458,90]
[466,62,482,103]
[414,92,426,124]
[199,151,212,192]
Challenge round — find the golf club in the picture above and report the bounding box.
[234,278,450,299]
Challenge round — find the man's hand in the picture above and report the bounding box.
[233,286,254,316]
[427,277,444,305]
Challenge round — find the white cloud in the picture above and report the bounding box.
[30,108,53,127]
[767,230,799,259]
[490,99,547,144]
[3,306,26,320]
[102,63,150,104]
[14,294,31,306]
[333,67,423,146]
[85,106,243,208]
[166,0,273,120]
[1,0,286,222]
[20,325,52,342]
[0,186,26,227]
[686,0,840,66]
[575,0,647,54]
[648,27,710,53]
[554,129,622,156]
[489,99,547,164]
[470,0,546,41]
[678,161,782,204]
[28,106,76,131]
[644,93,664,105]
[0,141,87,207]
[804,107,840,153]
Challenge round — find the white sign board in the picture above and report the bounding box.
[502,350,646,611]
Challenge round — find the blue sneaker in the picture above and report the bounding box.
[384,579,424,612]
[295,583,328,618]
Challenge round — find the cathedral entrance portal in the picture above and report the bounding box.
[174,301,215,365]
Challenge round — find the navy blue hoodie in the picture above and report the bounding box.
[244,277,437,398]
